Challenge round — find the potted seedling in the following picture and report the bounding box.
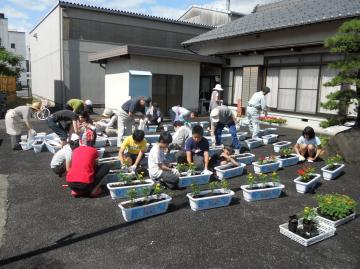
[262,133,278,144]
[276,147,299,168]
[301,207,318,235]
[186,180,235,211]
[176,163,189,176]
[273,141,292,153]
[293,165,321,193]
[321,154,345,180]
[107,171,154,199]
[237,131,248,141]
[177,163,212,188]
[252,155,280,174]
[315,193,357,227]
[244,137,263,150]
[118,183,172,222]
[214,162,246,180]
[288,215,298,233]
[240,172,285,202]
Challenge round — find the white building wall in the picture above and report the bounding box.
[129,55,200,111]
[29,6,61,103]
[8,31,27,86]
[0,17,9,49]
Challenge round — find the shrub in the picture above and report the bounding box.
[317,194,356,220]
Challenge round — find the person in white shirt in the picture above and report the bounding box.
[169,105,195,127]
[95,108,118,137]
[50,133,80,177]
[145,102,163,127]
[209,84,223,112]
[246,87,271,138]
[171,121,191,150]
[148,132,180,189]
[294,126,324,162]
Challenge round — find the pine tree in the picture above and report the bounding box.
[0,47,24,78]
[320,19,360,129]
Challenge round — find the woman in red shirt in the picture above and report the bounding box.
[66,129,109,197]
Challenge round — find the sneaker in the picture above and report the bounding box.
[90,188,103,198]
[71,190,80,198]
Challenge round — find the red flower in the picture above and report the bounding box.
[259,156,265,161]
[297,169,305,176]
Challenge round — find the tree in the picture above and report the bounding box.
[0,48,24,78]
[320,19,360,129]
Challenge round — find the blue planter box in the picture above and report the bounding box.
[215,163,246,180]
[119,194,172,222]
[273,141,292,153]
[244,138,263,150]
[145,134,160,144]
[262,134,278,144]
[241,183,285,202]
[164,150,178,162]
[276,154,299,168]
[237,132,248,141]
[221,134,232,145]
[209,146,224,157]
[199,121,209,129]
[187,189,234,211]
[234,153,255,165]
[178,172,212,188]
[253,161,280,174]
[145,125,158,133]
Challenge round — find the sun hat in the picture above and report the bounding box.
[31,101,41,111]
[102,108,113,117]
[213,84,224,91]
[210,108,220,123]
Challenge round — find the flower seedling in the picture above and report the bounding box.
[325,154,343,169]
[176,163,188,173]
[258,173,268,186]
[153,183,164,198]
[135,172,145,184]
[297,165,316,182]
[188,162,197,175]
[247,173,256,188]
[317,193,356,220]
[302,207,317,222]
[118,172,132,185]
[221,180,230,190]
[190,183,200,197]
[279,147,293,158]
[271,172,280,184]
[127,188,138,205]
[258,155,277,165]
[208,181,219,193]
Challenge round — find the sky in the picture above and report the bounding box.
[0,0,273,33]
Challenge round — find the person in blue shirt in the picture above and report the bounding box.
[294,126,324,162]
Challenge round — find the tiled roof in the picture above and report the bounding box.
[182,0,360,45]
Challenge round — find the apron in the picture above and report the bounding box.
[5,109,25,135]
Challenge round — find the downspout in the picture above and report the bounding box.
[59,6,65,108]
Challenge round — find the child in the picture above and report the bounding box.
[50,133,80,177]
[294,126,323,162]
[176,125,211,173]
[118,130,147,171]
[66,129,110,197]
[217,146,240,166]
[148,132,180,189]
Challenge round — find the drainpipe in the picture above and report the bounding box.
[226,0,231,23]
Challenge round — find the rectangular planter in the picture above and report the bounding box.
[273,141,292,153]
[118,193,172,222]
[234,153,255,165]
[204,136,213,145]
[315,211,356,228]
[45,140,61,154]
[321,163,345,180]
[293,173,321,193]
[264,127,277,135]
[107,179,154,199]
[279,219,336,247]
[199,121,210,129]
[240,182,285,202]
[221,133,232,145]
[145,134,160,144]
[178,171,212,188]
[105,171,134,184]
[163,124,174,132]
[244,138,263,150]
[35,132,46,140]
[209,145,224,157]
[257,129,266,137]
[276,154,299,168]
[253,161,280,174]
[45,132,60,141]
[107,137,118,147]
[32,140,45,153]
[237,132,248,141]
[190,122,199,128]
[99,157,121,170]
[262,134,278,144]
[145,125,158,133]
[214,163,246,180]
[187,189,235,211]
[95,137,108,148]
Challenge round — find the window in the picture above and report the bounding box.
[296,68,319,113]
[232,69,243,104]
[277,68,297,111]
[11,43,15,49]
[318,66,339,114]
[221,69,233,105]
[265,68,279,108]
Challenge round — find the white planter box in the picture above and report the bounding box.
[240,182,285,202]
[45,132,60,141]
[187,189,234,211]
[19,141,32,150]
[209,145,224,157]
[253,161,280,174]
[273,141,292,153]
[118,193,172,222]
[244,138,263,150]
[99,157,121,170]
[32,140,45,153]
[321,163,345,180]
[293,173,321,193]
[279,219,336,247]
[215,163,246,180]
[107,179,154,199]
[45,140,61,154]
[178,171,212,188]
[199,121,209,129]
[316,211,356,228]
[262,134,278,144]
[264,127,277,135]
[107,137,118,147]
[276,154,299,168]
[145,134,160,144]
[105,171,134,184]
[221,133,232,144]
[35,132,46,140]
[237,132,248,141]
[163,125,174,132]
[95,137,107,148]
[235,153,255,165]
[257,129,266,137]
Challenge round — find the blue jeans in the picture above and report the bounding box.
[47,117,68,141]
[215,121,241,150]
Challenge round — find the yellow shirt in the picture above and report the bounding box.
[120,136,147,154]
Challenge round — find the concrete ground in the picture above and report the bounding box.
[0,120,359,269]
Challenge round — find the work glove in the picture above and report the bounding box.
[157,117,161,123]
[202,169,212,175]
[130,165,137,172]
[298,155,306,162]
[171,168,180,176]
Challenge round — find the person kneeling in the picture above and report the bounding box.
[66,130,110,197]
[294,126,324,162]
[148,132,180,189]
[118,130,147,171]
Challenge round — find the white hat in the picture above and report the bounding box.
[70,133,80,141]
[102,108,113,117]
[213,84,223,91]
[85,99,93,106]
[210,108,220,123]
